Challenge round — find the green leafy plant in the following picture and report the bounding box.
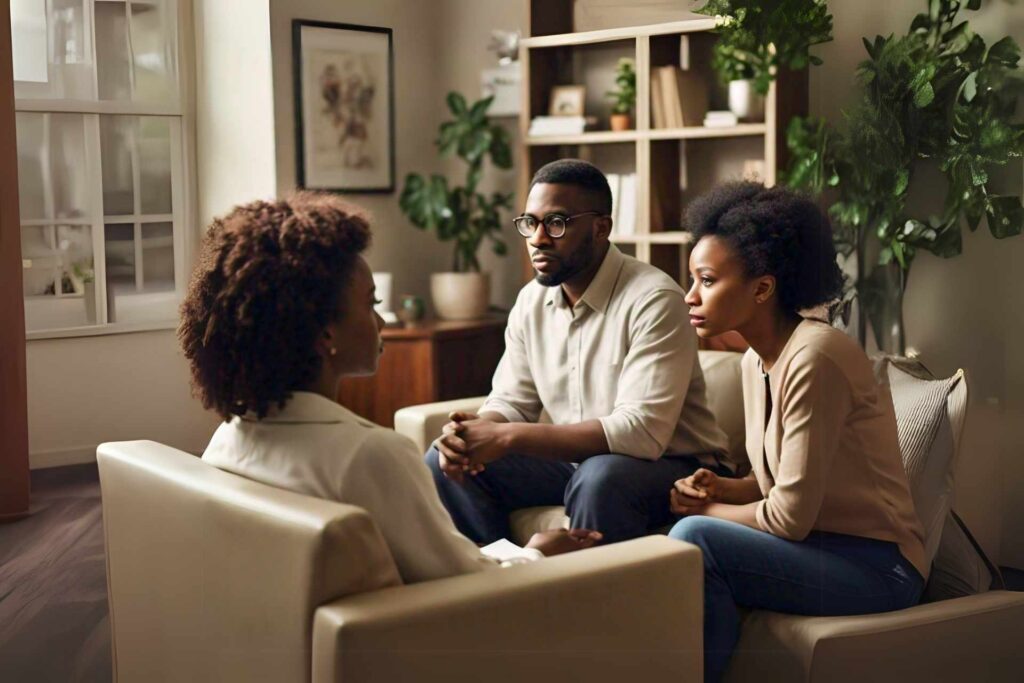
[606,58,637,115]
[696,0,833,94]
[399,93,513,272]
[784,0,1024,352]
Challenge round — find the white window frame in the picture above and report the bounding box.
[14,0,196,340]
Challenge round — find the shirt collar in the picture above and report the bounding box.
[543,244,624,315]
[240,391,374,427]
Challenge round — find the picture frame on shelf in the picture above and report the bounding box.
[292,20,395,193]
[549,85,586,116]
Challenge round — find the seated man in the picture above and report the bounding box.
[425,159,735,544]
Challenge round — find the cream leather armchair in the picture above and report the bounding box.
[97,440,704,683]
[394,350,1024,683]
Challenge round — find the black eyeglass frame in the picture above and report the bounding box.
[512,211,607,239]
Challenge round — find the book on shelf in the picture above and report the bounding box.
[527,115,597,137]
[616,173,637,236]
[652,66,708,128]
[607,173,622,231]
[703,110,739,128]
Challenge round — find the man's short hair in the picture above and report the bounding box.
[529,159,613,214]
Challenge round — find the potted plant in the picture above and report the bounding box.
[399,92,512,320]
[696,0,833,121]
[606,58,636,131]
[71,261,96,323]
[785,0,1024,355]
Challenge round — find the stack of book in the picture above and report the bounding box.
[607,173,637,237]
[650,66,708,129]
[528,116,596,137]
[703,110,739,128]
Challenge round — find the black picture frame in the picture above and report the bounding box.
[292,20,395,193]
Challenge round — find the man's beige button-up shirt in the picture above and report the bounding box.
[481,244,732,468]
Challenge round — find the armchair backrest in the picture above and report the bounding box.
[97,440,401,682]
[697,350,747,470]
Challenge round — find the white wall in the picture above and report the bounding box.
[269,0,457,314]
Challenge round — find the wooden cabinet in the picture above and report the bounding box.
[336,316,506,428]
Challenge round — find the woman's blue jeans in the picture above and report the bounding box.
[669,516,924,683]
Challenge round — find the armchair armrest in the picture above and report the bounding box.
[394,397,486,452]
[312,536,703,683]
[728,591,1024,683]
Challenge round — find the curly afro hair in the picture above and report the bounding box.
[686,182,843,315]
[179,192,370,420]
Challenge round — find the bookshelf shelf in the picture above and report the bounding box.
[519,1,808,288]
[526,131,641,146]
[647,123,767,140]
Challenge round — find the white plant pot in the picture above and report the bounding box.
[728,79,765,122]
[430,272,490,320]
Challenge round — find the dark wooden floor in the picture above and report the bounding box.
[0,464,110,683]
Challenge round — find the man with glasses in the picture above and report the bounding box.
[424,159,733,545]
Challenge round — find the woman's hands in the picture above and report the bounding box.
[526,528,603,556]
[670,468,722,516]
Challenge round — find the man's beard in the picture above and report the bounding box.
[533,231,595,287]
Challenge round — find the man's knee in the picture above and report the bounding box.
[564,454,639,510]
[423,446,443,477]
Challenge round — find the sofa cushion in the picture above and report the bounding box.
[923,511,998,601]
[697,350,747,473]
[875,358,966,566]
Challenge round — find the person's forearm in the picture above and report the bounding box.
[502,420,610,462]
[701,501,760,530]
[718,475,763,505]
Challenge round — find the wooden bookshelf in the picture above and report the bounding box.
[518,2,808,288]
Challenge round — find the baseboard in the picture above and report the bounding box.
[29,445,98,470]
[30,442,207,469]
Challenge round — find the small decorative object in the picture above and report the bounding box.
[397,294,425,326]
[606,58,636,131]
[695,0,833,95]
[486,30,520,65]
[784,0,1024,355]
[481,63,521,117]
[293,20,395,193]
[727,78,764,122]
[371,272,397,323]
[549,85,586,117]
[399,91,512,320]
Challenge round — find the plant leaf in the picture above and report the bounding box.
[987,196,1024,238]
[446,92,467,115]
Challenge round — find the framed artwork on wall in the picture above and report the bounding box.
[292,20,395,193]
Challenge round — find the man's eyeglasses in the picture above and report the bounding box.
[513,211,606,239]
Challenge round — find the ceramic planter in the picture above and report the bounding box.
[430,272,490,320]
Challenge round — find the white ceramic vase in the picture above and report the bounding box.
[430,272,490,320]
[728,79,765,122]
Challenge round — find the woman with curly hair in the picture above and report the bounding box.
[179,192,598,584]
[666,182,926,682]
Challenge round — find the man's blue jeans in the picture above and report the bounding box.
[424,447,724,544]
[669,516,925,683]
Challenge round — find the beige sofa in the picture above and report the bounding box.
[395,350,1024,682]
[97,440,705,683]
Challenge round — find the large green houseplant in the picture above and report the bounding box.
[785,0,1024,354]
[399,92,513,319]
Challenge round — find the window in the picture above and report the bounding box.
[11,0,190,337]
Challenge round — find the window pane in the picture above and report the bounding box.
[129,0,178,103]
[99,115,135,215]
[15,113,91,221]
[21,225,57,296]
[13,0,94,99]
[23,224,95,331]
[95,1,132,101]
[141,222,174,291]
[104,222,135,323]
[11,0,48,83]
[138,117,173,213]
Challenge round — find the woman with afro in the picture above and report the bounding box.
[667,182,926,682]
[179,193,599,584]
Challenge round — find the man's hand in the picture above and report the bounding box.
[669,468,721,516]
[435,411,488,483]
[525,528,603,556]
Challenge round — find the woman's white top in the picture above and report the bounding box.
[202,391,541,584]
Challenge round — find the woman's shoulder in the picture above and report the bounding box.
[783,320,872,382]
